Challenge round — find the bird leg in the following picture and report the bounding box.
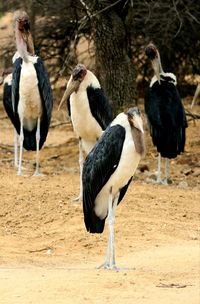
[155,155,169,185]
[97,190,113,269]
[98,190,119,270]
[33,117,41,176]
[14,129,18,167]
[163,158,169,185]
[109,193,119,269]
[17,119,24,176]
[156,153,162,183]
[73,138,83,201]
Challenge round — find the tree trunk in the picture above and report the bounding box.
[85,1,137,114]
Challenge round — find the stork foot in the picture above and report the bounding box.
[148,175,169,185]
[162,178,172,185]
[155,177,172,185]
[17,170,23,176]
[33,170,43,177]
[156,179,167,185]
[161,178,168,185]
[97,262,120,270]
[72,194,83,202]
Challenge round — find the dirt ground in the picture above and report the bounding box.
[0,96,199,304]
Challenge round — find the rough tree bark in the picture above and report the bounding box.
[83,0,137,114]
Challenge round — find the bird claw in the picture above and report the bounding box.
[72,194,83,202]
[97,262,119,270]
[155,177,171,185]
[156,179,167,185]
[161,178,168,185]
[33,171,43,177]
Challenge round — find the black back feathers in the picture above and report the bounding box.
[145,79,187,158]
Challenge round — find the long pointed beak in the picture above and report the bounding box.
[152,58,161,84]
[134,115,144,133]
[58,79,80,110]
[191,84,200,108]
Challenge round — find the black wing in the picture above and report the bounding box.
[82,124,125,233]
[145,80,187,158]
[34,57,53,149]
[118,177,133,204]
[3,78,20,132]
[12,57,22,134]
[87,85,113,130]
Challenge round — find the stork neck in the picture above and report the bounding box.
[15,28,29,62]
[15,27,35,62]
[154,53,164,75]
[25,32,35,55]
[151,53,164,84]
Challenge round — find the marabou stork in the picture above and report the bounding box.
[58,64,113,200]
[144,43,187,184]
[7,10,53,175]
[191,83,200,108]
[82,107,145,269]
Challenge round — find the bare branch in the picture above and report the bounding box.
[185,109,200,121]
[78,0,92,18]
[185,9,200,25]
[172,0,183,38]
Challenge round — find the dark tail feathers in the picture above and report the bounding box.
[23,128,46,151]
[84,210,106,234]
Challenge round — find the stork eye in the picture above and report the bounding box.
[73,75,80,81]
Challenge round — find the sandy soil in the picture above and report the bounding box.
[0,97,199,304]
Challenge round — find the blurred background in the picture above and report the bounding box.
[0,0,200,113]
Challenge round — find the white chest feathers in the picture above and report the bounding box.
[70,71,102,142]
[150,72,177,87]
[94,115,142,219]
[18,60,43,130]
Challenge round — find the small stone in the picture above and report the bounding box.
[178,181,188,188]
[192,168,200,177]
[181,168,193,176]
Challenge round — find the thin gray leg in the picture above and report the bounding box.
[73,138,83,201]
[163,158,169,185]
[110,193,120,269]
[107,189,114,268]
[97,189,113,269]
[14,129,18,167]
[97,190,119,270]
[156,153,162,183]
[34,117,41,176]
[17,119,24,176]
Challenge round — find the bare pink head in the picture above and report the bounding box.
[13,10,34,61]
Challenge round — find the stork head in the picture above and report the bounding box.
[13,10,30,33]
[13,10,35,60]
[127,107,144,133]
[58,64,87,110]
[145,43,163,84]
